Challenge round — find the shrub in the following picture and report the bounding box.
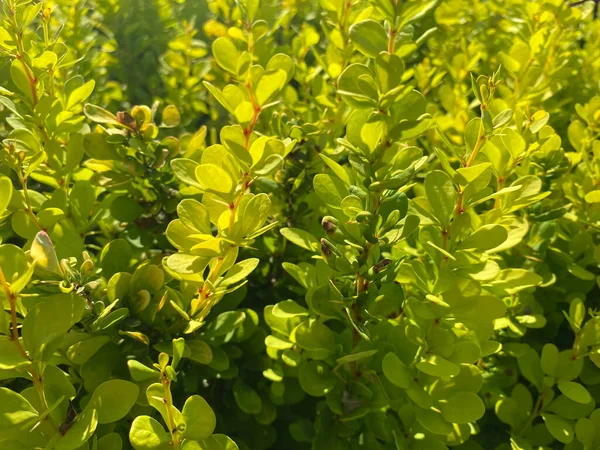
[0,0,600,449]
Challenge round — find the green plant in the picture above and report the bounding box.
[1,0,600,449]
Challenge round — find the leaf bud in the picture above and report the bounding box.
[80,258,94,277]
[356,211,372,223]
[158,352,169,370]
[131,289,151,314]
[321,216,345,243]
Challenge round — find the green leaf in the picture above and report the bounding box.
[32,51,58,69]
[255,70,287,105]
[458,225,508,251]
[129,415,172,450]
[530,110,549,133]
[240,193,271,236]
[98,433,123,450]
[280,228,319,252]
[222,258,260,286]
[242,0,259,21]
[398,0,440,27]
[557,381,591,404]
[161,105,181,127]
[493,109,513,128]
[30,230,61,276]
[192,435,239,450]
[212,38,240,74]
[575,417,595,447]
[295,319,336,352]
[186,340,213,364]
[0,176,13,217]
[349,20,388,59]
[585,190,600,203]
[299,361,337,397]
[455,162,491,184]
[338,64,377,109]
[425,170,456,228]
[182,395,216,441]
[84,104,119,124]
[233,379,262,414]
[86,379,139,424]
[0,244,29,291]
[542,412,574,444]
[266,54,295,84]
[23,293,86,361]
[99,239,132,279]
[487,269,543,295]
[83,132,120,160]
[0,387,38,428]
[66,78,95,110]
[319,154,351,185]
[56,408,98,450]
[439,392,485,424]
[382,352,411,388]
[10,59,33,100]
[336,350,377,365]
[203,82,234,114]
[203,311,246,338]
[171,159,203,189]
[416,354,460,377]
[0,337,29,370]
[340,195,363,218]
[517,347,544,389]
[195,164,233,194]
[272,300,309,318]
[501,128,526,159]
[234,101,253,124]
[178,199,212,234]
[313,174,348,211]
[127,360,159,381]
[540,343,559,376]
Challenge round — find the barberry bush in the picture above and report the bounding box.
[1,0,600,449]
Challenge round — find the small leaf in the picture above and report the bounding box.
[161,105,181,128]
[233,379,262,414]
[540,343,559,376]
[56,408,99,450]
[557,381,591,404]
[382,352,411,388]
[349,20,388,59]
[255,70,287,105]
[195,164,234,194]
[182,395,216,441]
[0,176,13,217]
[129,415,172,450]
[416,354,460,377]
[32,51,58,69]
[584,190,600,203]
[439,392,485,424]
[0,387,38,428]
[542,412,574,444]
[298,361,337,397]
[212,37,240,74]
[280,228,319,252]
[85,379,139,424]
[424,170,456,228]
[84,104,119,124]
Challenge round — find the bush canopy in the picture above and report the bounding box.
[1,0,600,449]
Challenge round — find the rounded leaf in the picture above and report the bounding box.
[182,395,216,441]
[129,415,172,450]
[439,392,485,424]
[86,379,139,424]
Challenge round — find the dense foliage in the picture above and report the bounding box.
[1,0,600,449]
